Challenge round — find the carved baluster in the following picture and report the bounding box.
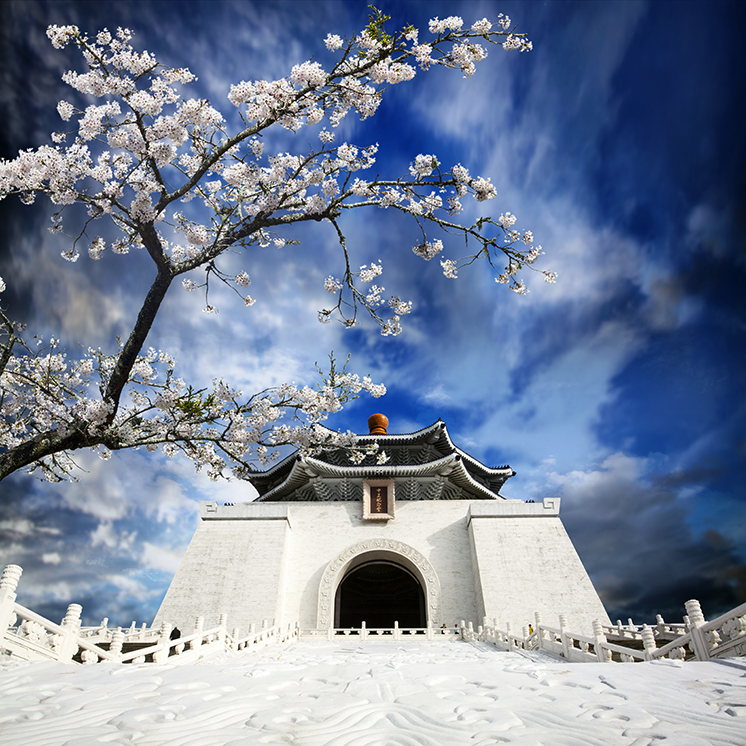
[685,599,709,660]
[58,603,82,663]
[0,565,23,637]
[154,622,172,663]
[559,614,570,659]
[192,616,204,651]
[592,620,608,662]
[109,628,125,661]
[534,612,543,651]
[641,624,657,661]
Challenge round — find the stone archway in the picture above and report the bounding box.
[335,561,426,628]
[316,539,441,628]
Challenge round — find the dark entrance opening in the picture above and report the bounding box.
[335,561,426,629]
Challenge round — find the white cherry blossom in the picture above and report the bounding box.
[0,12,548,481]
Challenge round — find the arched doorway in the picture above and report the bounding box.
[334,560,426,628]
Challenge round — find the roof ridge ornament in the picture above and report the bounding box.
[367,413,389,435]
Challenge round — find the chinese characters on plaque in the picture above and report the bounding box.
[363,479,395,521]
[372,485,388,514]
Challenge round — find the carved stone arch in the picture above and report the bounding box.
[316,539,442,628]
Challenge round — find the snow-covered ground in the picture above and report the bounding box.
[1,640,744,745]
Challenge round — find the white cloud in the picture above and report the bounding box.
[419,383,452,407]
[140,541,184,575]
[91,522,137,552]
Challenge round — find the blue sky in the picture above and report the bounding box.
[0,0,744,628]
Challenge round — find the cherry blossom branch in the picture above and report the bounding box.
[0,11,546,481]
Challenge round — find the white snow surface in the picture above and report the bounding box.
[1,640,745,745]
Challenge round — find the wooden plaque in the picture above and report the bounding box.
[363,479,395,521]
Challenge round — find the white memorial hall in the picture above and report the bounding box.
[155,415,610,635]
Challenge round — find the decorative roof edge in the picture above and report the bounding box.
[246,420,513,486]
[256,453,504,502]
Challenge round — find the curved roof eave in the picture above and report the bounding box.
[359,421,514,478]
[256,452,503,502]
[246,420,514,495]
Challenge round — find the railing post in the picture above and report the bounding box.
[232,627,240,652]
[0,565,23,638]
[192,616,204,652]
[641,624,657,661]
[394,621,400,641]
[685,599,710,661]
[327,625,334,641]
[58,603,83,663]
[534,612,543,651]
[656,614,666,636]
[559,614,570,659]
[361,621,367,642]
[426,619,433,640]
[592,619,608,662]
[109,628,125,662]
[218,614,228,646]
[154,622,172,663]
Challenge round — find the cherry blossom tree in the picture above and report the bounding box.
[0,10,553,483]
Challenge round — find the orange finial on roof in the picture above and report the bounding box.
[367,413,388,435]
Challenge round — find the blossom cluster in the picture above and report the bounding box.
[0,328,386,481]
[0,13,548,479]
[0,15,546,332]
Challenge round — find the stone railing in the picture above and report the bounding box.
[466,600,746,663]
[0,565,297,665]
[300,622,461,641]
[4,563,745,664]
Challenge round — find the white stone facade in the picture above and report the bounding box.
[154,496,610,636]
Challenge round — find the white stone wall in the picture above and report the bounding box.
[282,501,479,629]
[153,503,290,634]
[153,498,610,636]
[468,499,611,635]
